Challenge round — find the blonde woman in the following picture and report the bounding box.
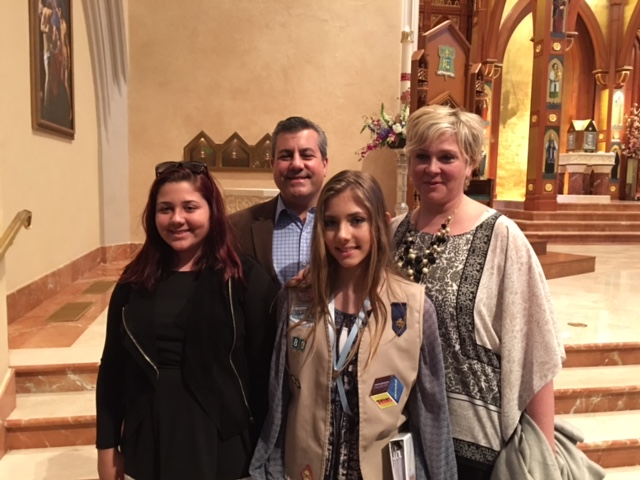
[392,105,564,479]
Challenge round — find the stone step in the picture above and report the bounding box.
[5,391,95,450]
[555,365,640,414]
[558,203,640,212]
[516,219,640,233]
[501,208,640,222]
[0,445,97,479]
[557,410,640,468]
[564,342,640,368]
[604,466,640,479]
[529,239,547,255]
[14,363,98,394]
[538,252,596,280]
[525,231,640,244]
[495,201,640,213]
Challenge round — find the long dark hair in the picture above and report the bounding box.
[120,167,242,290]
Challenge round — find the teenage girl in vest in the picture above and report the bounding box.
[251,170,457,480]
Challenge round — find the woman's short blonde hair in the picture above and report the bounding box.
[405,105,485,169]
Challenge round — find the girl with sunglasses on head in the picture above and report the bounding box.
[96,161,278,480]
[251,170,456,480]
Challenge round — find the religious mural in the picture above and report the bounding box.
[611,145,621,180]
[544,129,560,174]
[551,0,568,35]
[547,58,563,106]
[436,45,456,78]
[612,90,625,128]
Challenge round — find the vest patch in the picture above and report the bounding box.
[370,375,404,409]
[292,336,307,351]
[301,464,314,480]
[391,302,408,336]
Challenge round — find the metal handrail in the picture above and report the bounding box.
[0,210,32,260]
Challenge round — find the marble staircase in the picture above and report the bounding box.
[556,344,640,471]
[496,200,640,244]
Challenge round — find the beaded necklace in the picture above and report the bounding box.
[395,206,459,285]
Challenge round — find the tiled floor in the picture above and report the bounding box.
[548,245,640,346]
[2,245,640,478]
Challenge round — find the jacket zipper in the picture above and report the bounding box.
[228,280,254,422]
[122,308,159,379]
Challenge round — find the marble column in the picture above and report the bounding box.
[565,164,588,195]
[591,165,614,196]
[557,166,566,195]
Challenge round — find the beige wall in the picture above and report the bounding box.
[1,2,101,292]
[128,0,402,240]
[0,178,7,377]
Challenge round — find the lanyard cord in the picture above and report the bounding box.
[327,296,370,415]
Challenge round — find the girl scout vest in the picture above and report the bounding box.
[284,275,425,480]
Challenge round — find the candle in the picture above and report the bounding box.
[403,0,413,32]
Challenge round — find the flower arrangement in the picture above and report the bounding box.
[358,103,409,160]
[623,103,640,160]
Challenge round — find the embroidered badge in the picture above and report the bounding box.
[292,336,307,351]
[391,302,408,337]
[370,375,404,409]
[301,464,314,480]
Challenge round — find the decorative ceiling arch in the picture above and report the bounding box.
[575,0,608,70]
[486,0,523,60]
[619,2,640,68]
[494,0,531,62]
[494,0,607,70]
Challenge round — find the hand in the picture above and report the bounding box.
[98,448,124,480]
[286,265,311,288]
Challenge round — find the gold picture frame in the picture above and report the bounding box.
[29,0,75,139]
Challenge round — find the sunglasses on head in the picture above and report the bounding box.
[154,161,208,178]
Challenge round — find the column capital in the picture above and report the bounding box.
[593,69,609,86]
[614,67,632,88]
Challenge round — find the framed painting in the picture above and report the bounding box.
[29,0,75,138]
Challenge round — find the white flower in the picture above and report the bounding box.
[392,124,403,134]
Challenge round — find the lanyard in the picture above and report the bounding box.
[327,296,370,415]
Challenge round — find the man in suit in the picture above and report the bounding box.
[229,117,329,286]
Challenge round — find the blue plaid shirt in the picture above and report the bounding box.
[272,196,316,287]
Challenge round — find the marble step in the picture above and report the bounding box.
[501,209,640,222]
[555,365,640,414]
[538,252,596,280]
[5,391,95,450]
[557,203,640,212]
[517,219,640,233]
[14,363,98,394]
[496,201,640,213]
[557,410,640,468]
[529,239,547,255]
[604,466,640,479]
[525,231,640,244]
[564,342,640,368]
[0,445,97,479]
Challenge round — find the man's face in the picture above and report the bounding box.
[272,129,328,213]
